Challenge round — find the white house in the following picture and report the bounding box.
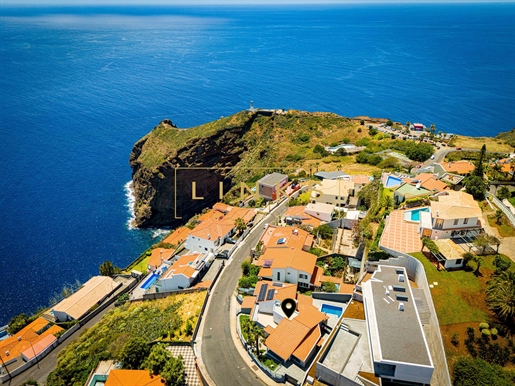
[185,217,234,253]
[304,202,334,222]
[362,265,434,385]
[52,276,120,322]
[419,190,482,240]
[155,253,212,291]
[311,179,356,208]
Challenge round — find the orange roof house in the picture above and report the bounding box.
[0,317,63,364]
[264,294,327,366]
[258,226,314,253]
[105,369,163,386]
[435,160,475,176]
[148,248,174,271]
[156,253,203,291]
[416,173,449,193]
[163,226,190,246]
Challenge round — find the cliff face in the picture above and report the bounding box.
[129,112,259,228]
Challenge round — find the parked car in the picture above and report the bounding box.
[430,154,435,160]
[456,147,462,150]
[216,250,229,259]
[225,237,237,244]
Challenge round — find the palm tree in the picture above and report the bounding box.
[495,209,504,225]
[234,217,246,234]
[472,255,484,276]
[486,271,515,325]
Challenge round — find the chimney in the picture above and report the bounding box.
[207,234,211,240]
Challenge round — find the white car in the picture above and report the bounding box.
[430,154,435,160]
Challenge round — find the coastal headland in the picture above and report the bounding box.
[130,108,514,229]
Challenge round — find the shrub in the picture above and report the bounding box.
[479,322,490,330]
[451,332,460,346]
[491,328,498,339]
[481,329,491,337]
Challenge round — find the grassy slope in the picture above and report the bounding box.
[47,291,206,386]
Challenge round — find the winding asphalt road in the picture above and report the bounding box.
[200,200,289,386]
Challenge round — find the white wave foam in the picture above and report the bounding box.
[124,180,136,230]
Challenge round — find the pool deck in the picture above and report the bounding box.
[380,209,423,253]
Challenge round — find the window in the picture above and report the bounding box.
[277,272,281,281]
[299,274,307,279]
[464,218,469,224]
[456,259,463,265]
[454,219,459,225]
[435,219,444,229]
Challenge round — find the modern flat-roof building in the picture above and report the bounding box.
[393,182,431,205]
[258,172,288,200]
[362,265,434,385]
[311,179,356,208]
[51,276,120,322]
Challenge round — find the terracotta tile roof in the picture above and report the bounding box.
[259,226,312,251]
[431,191,482,219]
[189,217,234,241]
[350,174,372,185]
[21,334,56,360]
[163,227,190,246]
[314,179,355,197]
[264,325,275,335]
[256,248,317,275]
[258,267,273,278]
[294,305,328,329]
[148,248,174,269]
[292,325,322,362]
[416,173,449,193]
[0,317,63,361]
[265,318,310,361]
[439,160,475,175]
[162,253,200,279]
[311,266,324,286]
[284,206,322,227]
[339,283,356,294]
[223,206,255,224]
[296,293,315,311]
[241,296,257,310]
[52,276,118,320]
[105,369,163,386]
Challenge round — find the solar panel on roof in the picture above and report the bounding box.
[277,238,286,245]
[272,283,283,287]
[266,289,275,301]
[257,283,268,302]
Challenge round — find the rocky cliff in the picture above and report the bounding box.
[129,109,359,228]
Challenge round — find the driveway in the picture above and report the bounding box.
[198,199,289,386]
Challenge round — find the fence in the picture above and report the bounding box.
[486,192,515,228]
[376,246,452,386]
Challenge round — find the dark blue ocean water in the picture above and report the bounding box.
[1,4,514,325]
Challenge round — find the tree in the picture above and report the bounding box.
[473,233,499,255]
[234,217,246,234]
[405,143,433,162]
[494,209,504,225]
[368,126,378,136]
[99,260,117,277]
[473,144,487,177]
[452,356,514,386]
[421,237,440,255]
[493,255,511,275]
[486,271,515,325]
[471,255,484,276]
[143,344,171,376]
[496,186,511,200]
[322,282,338,293]
[161,355,185,386]
[315,224,334,240]
[8,313,31,335]
[242,320,265,358]
[405,121,411,132]
[463,175,488,200]
[119,337,150,370]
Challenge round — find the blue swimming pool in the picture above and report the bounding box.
[385,175,403,188]
[321,304,343,318]
[140,273,160,290]
[405,207,430,222]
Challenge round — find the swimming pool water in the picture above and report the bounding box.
[385,175,403,188]
[141,273,160,290]
[321,304,343,318]
[408,207,430,221]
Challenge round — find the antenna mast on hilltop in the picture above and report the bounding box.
[249,100,255,111]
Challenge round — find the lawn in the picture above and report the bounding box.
[487,214,515,237]
[410,252,488,325]
[128,255,151,274]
